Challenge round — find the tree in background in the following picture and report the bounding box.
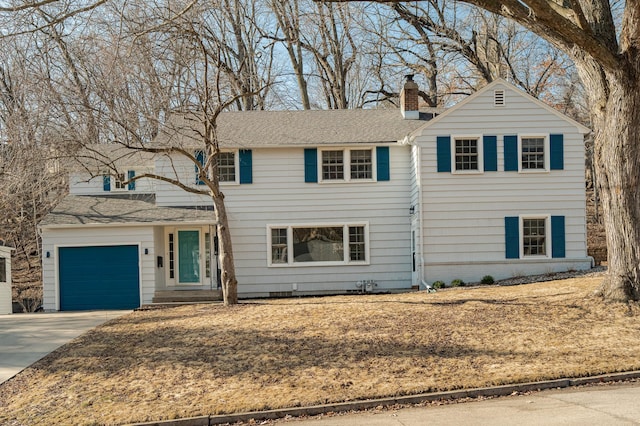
[0,0,595,307]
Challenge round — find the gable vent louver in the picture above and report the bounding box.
[494,90,505,107]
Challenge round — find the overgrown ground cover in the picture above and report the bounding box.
[1,273,640,425]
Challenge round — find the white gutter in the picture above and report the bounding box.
[38,219,217,230]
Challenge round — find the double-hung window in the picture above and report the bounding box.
[322,150,344,180]
[350,149,373,179]
[521,137,546,170]
[114,173,127,190]
[196,150,242,184]
[268,224,369,266]
[103,170,135,191]
[320,148,373,182]
[218,152,236,182]
[454,138,479,171]
[522,218,547,256]
[504,134,562,172]
[505,215,565,259]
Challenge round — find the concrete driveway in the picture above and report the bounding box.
[0,310,129,384]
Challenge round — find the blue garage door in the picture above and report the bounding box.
[59,245,140,310]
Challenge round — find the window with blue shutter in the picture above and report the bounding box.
[483,135,498,172]
[304,148,318,183]
[239,149,252,184]
[103,174,111,191]
[550,134,564,170]
[551,215,566,258]
[504,135,518,171]
[195,150,205,185]
[127,170,136,191]
[436,136,451,172]
[376,146,390,181]
[505,216,520,259]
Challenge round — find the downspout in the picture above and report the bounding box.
[415,144,428,290]
[403,135,428,291]
[209,224,214,291]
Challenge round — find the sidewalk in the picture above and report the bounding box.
[0,310,129,383]
[282,382,640,425]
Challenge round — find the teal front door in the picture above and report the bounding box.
[178,230,200,283]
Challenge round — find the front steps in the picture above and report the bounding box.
[151,289,222,303]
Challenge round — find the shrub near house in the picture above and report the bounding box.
[38,79,592,311]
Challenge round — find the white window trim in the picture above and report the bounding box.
[519,215,551,259]
[165,226,210,286]
[218,150,240,185]
[518,135,550,173]
[112,172,129,192]
[318,147,377,183]
[451,135,484,175]
[266,222,370,267]
[195,150,240,186]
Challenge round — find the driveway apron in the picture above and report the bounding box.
[0,311,129,383]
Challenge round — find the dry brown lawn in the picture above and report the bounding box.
[2,274,640,425]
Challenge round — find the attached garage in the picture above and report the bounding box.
[58,245,140,310]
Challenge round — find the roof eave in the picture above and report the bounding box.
[39,219,217,230]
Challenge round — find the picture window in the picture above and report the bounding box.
[268,224,368,266]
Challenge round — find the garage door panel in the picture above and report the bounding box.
[59,245,140,310]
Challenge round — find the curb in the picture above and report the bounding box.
[128,370,640,426]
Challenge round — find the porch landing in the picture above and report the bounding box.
[151,290,222,304]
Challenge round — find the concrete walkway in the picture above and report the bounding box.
[284,382,640,425]
[0,310,129,383]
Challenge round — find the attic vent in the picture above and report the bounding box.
[494,90,505,106]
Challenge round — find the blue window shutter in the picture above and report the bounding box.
[505,216,520,259]
[376,146,390,181]
[239,149,253,184]
[103,174,111,191]
[127,170,136,191]
[504,135,518,171]
[550,134,564,170]
[436,136,451,172]
[195,150,205,185]
[304,148,318,183]
[551,215,566,258]
[483,135,498,172]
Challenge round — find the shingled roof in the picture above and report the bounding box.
[154,109,438,149]
[40,195,215,228]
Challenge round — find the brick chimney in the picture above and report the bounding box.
[400,74,419,119]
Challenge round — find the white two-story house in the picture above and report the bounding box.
[39,79,593,311]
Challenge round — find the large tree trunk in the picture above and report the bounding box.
[212,194,238,305]
[574,47,640,302]
[592,70,640,301]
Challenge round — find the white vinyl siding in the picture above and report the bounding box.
[69,171,155,195]
[412,83,590,284]
[218,146,411,296]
